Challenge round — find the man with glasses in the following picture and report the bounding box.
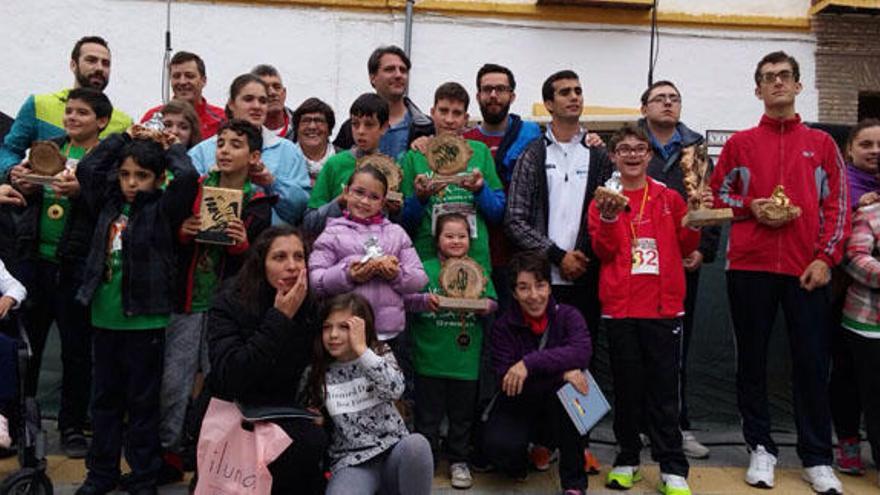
[251,64,296,141]
[333,45,434,159]
[710,51,848,494]
[639,81,720,460]
[464,64,541,311]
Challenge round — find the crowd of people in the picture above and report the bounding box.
[0,34,876,495]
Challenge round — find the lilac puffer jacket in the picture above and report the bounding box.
[309,215,428,338]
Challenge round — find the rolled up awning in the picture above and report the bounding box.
[810,0,880,15]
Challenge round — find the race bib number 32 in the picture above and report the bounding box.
[631,238,659,275]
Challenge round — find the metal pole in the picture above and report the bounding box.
[161,0,173,103]
[404,0,415,57]
[648,0,657,86]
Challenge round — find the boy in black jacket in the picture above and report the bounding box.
[5,87,111,458]
[74,126,198,495]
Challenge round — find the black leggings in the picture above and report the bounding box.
[267,417,328,495]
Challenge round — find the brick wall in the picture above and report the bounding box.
[813,13,880,124]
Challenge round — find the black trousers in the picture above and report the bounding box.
[846,331,880,467]
[830,325,862,441]
[14,259,92,432]
[551,266,601,349]
[266,417,328,495]
[414,374,478,463]
[679,269,700,431]
[606,318,688,477]
[727,270,833,467]
[87,328,164,491]
[483,392,588,491]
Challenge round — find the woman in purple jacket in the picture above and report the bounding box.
[309,165,428,346]
[483,251,592,495]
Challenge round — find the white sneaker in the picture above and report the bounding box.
[450,462,473,489]
[802,465,843,494]
[746,445,777,488]
[0,414,10,449]
[681,431,710,459]
[659,473,692,495]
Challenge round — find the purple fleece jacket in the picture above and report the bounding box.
[309,215,428,338]
[490,298,592,396]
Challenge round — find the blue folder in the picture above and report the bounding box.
[556,370,611,435]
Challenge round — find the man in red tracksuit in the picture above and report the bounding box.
[709,51,849,495]
[588,123,709,495]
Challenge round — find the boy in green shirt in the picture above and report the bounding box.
[74,125,199,494]
[6,87,110,458]
[303,93,395,235]
[399,82,506,270]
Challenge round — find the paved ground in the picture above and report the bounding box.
[2,421,877,494]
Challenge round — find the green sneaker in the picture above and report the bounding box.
[606,466,641,490]
[658,473,691,495]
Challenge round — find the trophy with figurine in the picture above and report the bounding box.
[679,143,733,227]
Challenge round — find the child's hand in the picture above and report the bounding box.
[0,296,16,319]
[249,161,274,187]
[414,174,444,200]
[180,214,201,237]
[9,163,39,196]
[225,218,247,244]
[409,135,431,154]
[595,195,626,220]
[346,316,368,357]
[349,261,374,283]
[377,256,400,280]
[274,269,307,319]
[460,169,484,193]
[563,369,589,395]
[384,197,402,215]
[307,407,324,427]
[426,293,440,312]
[0,184,26,207]
[51,168,80,198]
[859,191,880,208]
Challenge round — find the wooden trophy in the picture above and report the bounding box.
[425,134,474,188]
[437,257,490,312]
[756,185,802,223]
[593,170,629,212]
[195,187,244,245]
[23,141,66,185]
[680,143,733,227]
[356,153,403,202]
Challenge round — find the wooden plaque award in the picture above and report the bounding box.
[196,187,244,245]
[425,134,474,188]
[593,170,629,211]
[23,141,66,185]
[356,153,403,202]
[756,185,802,223]
[437,257,490,312]
[680,143,733,227]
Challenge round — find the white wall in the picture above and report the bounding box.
[0,0,816,139]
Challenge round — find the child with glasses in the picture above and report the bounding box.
[309,165,427,349]
[588,124,712,495]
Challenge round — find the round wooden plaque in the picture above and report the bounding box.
[426,134,472,176]
[439,257,486,299]
[357,153,402,192]
[29,141,66,176]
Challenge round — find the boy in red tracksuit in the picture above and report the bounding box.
[709,51,849,495]
[588,124,709,495]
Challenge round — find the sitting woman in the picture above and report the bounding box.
[483,251,592,495]
[205,226,326,494]
[303,293,433,495]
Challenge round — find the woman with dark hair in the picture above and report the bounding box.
[205,226,327,494]
[292,97,337,186]
[188,74,311,225]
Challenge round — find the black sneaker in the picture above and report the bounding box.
[62,428,89,459]
[156,460,185,486]
[74,481,111,495]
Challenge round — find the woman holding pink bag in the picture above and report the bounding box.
[203,226,327,494]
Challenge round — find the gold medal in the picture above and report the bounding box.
[47,203,64,220]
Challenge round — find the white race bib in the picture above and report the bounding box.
[631,238,659,275]
[324,377,383,416]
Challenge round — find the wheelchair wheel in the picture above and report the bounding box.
[0,469,53,495]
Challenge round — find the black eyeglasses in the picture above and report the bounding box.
[647,94,681,105]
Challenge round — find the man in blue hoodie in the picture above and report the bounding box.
[640,80,721,460]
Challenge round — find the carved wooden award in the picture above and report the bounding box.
[425,134,474,188]
[356,153,403,202]
[196,187,244,245]
[23,141,66,185]
[437,257,490,312]
[680,143,733,227]
[593,170,629,212]
[756,185,801,223]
